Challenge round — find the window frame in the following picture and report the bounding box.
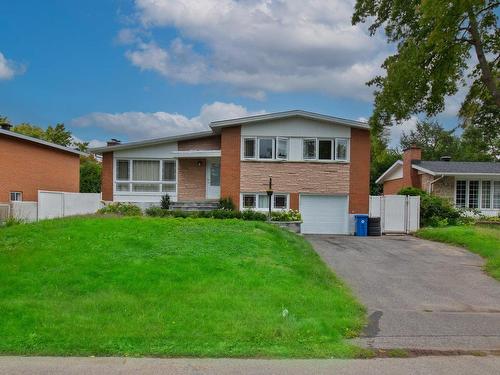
[10,191,22,202]
[240,193,289,211]
[276,137,289,160]
[455,179,500,211]
[335,138,349,161]
[303,138,317,160]
[114,158,178,196]
[318,139,333,161]
[243,137,257,159]
[258,137,275,160]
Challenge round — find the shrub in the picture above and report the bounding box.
[398,187,460,227]
[241,210,267,221]
[160,194,171,210]
[98,202,142,216]
[218,197,235,210]
[270,209,302,222]
[144,206,168,217]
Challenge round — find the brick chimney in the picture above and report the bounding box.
[107,138,121,146]
[402,145,422,188]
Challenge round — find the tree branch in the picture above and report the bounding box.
[468,11,500,107]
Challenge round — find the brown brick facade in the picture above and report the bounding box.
[348,128,370,213]
[240,162,350,194]
[0,134,80,202]
[383,178,404,195]
[178,159,206,200]
[220,126,241,207]
[178,135,221,151]
[101,152,114,201]
[403,146,422,188]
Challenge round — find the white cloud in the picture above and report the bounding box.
[389,116,418,148]
[121,0,389,100]
[72,101,264,141]
[71,136,107,149]
[0,51,25,80]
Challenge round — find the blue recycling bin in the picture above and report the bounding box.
[354,214,369,236]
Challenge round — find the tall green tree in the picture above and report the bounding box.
[352,0,499,132]
[12,122,72,147]
[80,155,102,193]
[400,121,461,160]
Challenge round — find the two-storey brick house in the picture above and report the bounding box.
[92,110,370,234]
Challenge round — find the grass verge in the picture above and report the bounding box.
[416,224,500,281]
[0,217,367,358]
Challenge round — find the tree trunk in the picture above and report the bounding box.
[468,11,500,107]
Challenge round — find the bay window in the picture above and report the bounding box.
[115,159,177,194]
[456,180,500,210]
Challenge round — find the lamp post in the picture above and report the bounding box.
[266,175,273,220]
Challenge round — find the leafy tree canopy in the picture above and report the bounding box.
[12,122,73,147]
[353,0,499,132]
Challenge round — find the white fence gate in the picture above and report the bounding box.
[37,191,102,220]
[369,195,420,234]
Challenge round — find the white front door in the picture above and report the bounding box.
[206,158,221,200]
[300,195,349,234]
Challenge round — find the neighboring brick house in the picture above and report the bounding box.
[376,146,500,216]
[92,110,371,234]
[0,126,85,203]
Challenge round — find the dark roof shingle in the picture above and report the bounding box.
[412,160,500,174]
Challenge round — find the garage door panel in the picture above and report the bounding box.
[300,195,348,234]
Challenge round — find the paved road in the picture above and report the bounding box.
[306,235,500,350]
[0,356,499,375]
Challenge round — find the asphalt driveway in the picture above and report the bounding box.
[306,235,500,350]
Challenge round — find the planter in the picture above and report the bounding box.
[270,221,302,234]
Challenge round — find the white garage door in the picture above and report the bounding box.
[300,195,349,234]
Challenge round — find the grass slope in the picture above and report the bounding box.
[0,217,366,358]
[417,225,500,281]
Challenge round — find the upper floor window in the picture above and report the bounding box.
[303,139,316,159]
[259,138,274,159]
[244,138,256,158]
[335,138,348,161]
[277,138,288,160]
[318,140,332,160]
[10,192,22,202]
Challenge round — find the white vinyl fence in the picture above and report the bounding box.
[369,195,420,234]
[2,191,102,223]
[37,191,102,220]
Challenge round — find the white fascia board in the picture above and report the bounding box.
[375,160,403,184]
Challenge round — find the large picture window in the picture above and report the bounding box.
[456,180,500,210]
[115,159,177,194]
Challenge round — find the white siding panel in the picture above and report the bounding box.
[289,137,303,161]
[241,118,351,138]
[114,142,178,158]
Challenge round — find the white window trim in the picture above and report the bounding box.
[113,158,178,196]
[335,138,349,162]
[240,192,290,211]
[258,137,275,160]
[303,138,317,160]
[243,137,257,160]
[276,137,289,160]
[10,192,22,202]
[454,179,500,211]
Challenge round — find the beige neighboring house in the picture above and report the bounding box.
[376,146,500,216]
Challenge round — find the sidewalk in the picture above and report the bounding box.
[0,356,499,375]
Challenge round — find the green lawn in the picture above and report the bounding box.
[416,225,500,281]
[0,217,367,358]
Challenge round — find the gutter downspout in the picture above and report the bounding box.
[428,175,444,194]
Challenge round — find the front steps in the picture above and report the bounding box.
[170,200,219,211]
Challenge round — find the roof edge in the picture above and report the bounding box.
[209,110,369,130]
[375,160,403,184]
[90,130,214,153]
[0,128,87,156]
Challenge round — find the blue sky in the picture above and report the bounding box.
[0,0,460,147]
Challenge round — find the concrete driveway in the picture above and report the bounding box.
[306,235,500,351]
